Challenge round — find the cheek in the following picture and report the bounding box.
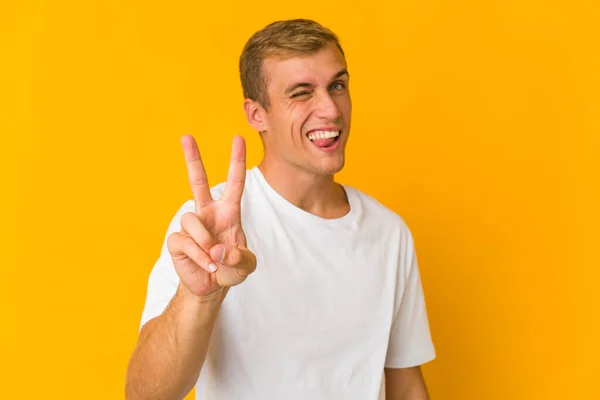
[338,95,351,112]
[286,103,312,131]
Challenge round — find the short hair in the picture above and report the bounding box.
[239,19,345,110]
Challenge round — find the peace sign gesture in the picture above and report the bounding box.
[167,135,257,298]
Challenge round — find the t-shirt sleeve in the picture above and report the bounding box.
[385,226,436,368]
[139,200,195,330]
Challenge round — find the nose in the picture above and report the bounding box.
[314,90,341,120]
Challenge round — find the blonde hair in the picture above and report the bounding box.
[239,19,345,110]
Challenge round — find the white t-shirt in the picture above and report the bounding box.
[140,166,435,400]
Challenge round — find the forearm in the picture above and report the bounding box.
[385,367,430,400]
[386,385,429,400]
[125,284,226,400]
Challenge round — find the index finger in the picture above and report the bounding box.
[181,135,213,210]
[221,135,246,204]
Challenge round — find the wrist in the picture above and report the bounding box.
[177,283,227,309]
[170,284,227,332]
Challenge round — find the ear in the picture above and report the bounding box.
[243,99,267,132]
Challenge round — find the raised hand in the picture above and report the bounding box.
[167,135,257,298]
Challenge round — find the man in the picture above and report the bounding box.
[126,19,435,400]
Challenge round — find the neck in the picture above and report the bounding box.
[257,158,349,219]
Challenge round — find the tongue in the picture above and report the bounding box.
[311,138,336,147]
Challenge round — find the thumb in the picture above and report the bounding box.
[209,244,227,264]
[209,244,256,274]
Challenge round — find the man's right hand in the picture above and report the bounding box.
[167,135,257,299]
[126,135,254,399]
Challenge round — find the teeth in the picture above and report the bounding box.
[307,130,340,141]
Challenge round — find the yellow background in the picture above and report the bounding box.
[1,0,598,399]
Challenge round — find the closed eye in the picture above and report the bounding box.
[291,91,310,98]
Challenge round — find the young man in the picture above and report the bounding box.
[126,19,435,400]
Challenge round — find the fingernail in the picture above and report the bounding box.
[208,263,217,273]
[210,246,226,263]
[218,247,226,263]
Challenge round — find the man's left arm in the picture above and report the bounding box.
[384,226,435,399]
[384,366,429,400]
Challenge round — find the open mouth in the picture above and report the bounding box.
[307,130,341,149]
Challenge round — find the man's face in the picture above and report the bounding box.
[256,43,351,176]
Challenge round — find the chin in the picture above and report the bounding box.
[311,157,345,176]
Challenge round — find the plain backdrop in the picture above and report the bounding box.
[1,1,598,399]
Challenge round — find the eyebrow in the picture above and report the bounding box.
[284,68,350,95]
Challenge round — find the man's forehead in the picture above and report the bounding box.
[263,48,347,87]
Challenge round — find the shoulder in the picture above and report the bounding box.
[348,185,417,260]
[349,185,411,234]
